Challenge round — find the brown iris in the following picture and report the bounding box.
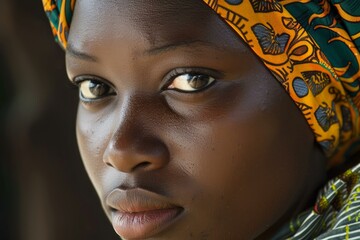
[88,80,110,97]
[187,74,212,90]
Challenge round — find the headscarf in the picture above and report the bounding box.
[42,1,360,238]
[42,0,75,49]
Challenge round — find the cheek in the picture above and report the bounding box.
[176,79,315,238]
[76,104,114,196]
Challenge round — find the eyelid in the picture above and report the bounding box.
[73,75,114,87]
[73,75,117,91]
[161,67,224,91]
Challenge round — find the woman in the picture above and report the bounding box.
[43,0,360,239]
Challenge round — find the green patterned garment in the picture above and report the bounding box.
[275,162,360,239]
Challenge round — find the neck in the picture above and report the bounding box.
[256,146,327,240]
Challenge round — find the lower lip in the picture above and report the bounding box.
[111,207,183,239]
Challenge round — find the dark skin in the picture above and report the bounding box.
[66,1,327,239]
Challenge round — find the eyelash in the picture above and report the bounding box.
[73,67,222,104]
[162,68,219,93]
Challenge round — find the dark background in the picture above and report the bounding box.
[0,1,118,239]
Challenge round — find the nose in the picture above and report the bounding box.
[103,96,170,173]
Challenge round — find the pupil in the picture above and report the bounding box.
[89,81,108,96]
[187,75,209,89]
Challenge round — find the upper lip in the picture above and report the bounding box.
[106,188,181,213]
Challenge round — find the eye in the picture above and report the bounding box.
[166,73,216,92]
[76,78,115,101]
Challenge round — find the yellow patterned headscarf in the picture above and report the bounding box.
[42,0,360,167]
[42,0,75,49]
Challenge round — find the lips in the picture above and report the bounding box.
[106,188,184,239]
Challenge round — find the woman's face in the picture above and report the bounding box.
[66,1,326,239]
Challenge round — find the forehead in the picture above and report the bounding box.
[68,0,246,53]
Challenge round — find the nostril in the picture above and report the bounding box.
[105,162,113,167]
[134,161,151,171]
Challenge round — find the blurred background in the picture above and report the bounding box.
[0,1,118,239]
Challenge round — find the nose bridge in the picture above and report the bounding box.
[104,93,169,173]
[112,94,144,149]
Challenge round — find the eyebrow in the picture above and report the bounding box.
[66,40,226,61]
[144,40,226,56]
[66,44,98,62]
